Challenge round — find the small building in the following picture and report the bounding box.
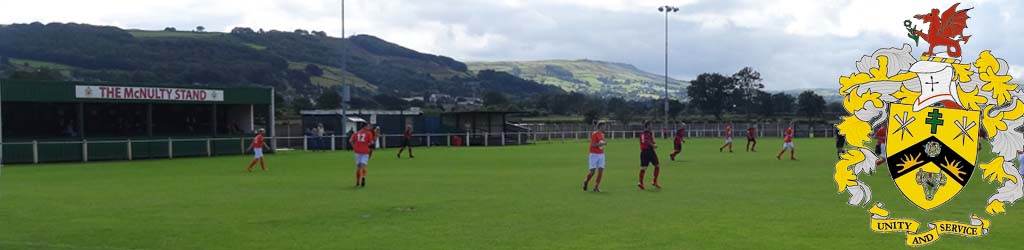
[300,109,424,135]
[0,80,275,164]
[298,109,530,148]
[441,111,529,146]
[300,109,424,149]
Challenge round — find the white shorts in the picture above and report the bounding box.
[589,153,606,169]
[726,137,733,144]
[355,154,370,165]
[879,144,887,158]
[783,142,795,149]
[253,148,264,159]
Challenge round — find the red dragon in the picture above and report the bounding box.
[914,3,972,58]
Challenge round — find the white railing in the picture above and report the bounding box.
[0,127,835,165]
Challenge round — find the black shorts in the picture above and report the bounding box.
[747,137,756,142]
[836,141,844,148]
[641,150,660,167]
[875,144,882,154]
[401,138,411,147]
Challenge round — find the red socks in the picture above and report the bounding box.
[247,160,258,172]
[653,167,660,183]
[639,169,646,183]
[355,168,365,185]
[259,158,266,171]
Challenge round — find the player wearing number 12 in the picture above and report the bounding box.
[350,123,376,187]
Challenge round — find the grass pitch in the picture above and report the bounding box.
[1,138,1022,249]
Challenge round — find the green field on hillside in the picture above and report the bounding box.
[128,30,222,39]
[1,138,1020,249]
[468,60,688,99]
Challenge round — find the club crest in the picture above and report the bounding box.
[834,3,1024,247]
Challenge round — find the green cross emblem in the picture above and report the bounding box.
[925,109,944,134]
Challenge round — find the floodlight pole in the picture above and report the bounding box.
[658,6,678,138]
[339,0,349,148]
[0,80,4,173]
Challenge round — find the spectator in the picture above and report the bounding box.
[316,123,326,151]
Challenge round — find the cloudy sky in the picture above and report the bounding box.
[2,0,1022,90]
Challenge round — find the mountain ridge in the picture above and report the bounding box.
[0,22,563,108]
[467,59,689,100]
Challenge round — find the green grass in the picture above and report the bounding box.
[1,138,1021,249]
[286,61,376,90]
[8,58,76,78]
[128,30,221,39]
[8,58,77,70]
[467,60,688,98]
[243,43,267,50]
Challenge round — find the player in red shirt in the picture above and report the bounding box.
[874,127,887,166]
[638,121,661,190]
[719,122,734,153]
[777,123,797,160]
[452,135,463,147]
[349,123,376,187]
[397,124,415,158]
[670,122,686,161]
[746,125,757,152]
[246,128,272,172]
[583,122,607,192]
[370,126,382,158]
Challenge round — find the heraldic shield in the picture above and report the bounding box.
[887,103,980,210]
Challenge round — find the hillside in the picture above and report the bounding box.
[468,60,688,100]
[0,22,563,108]
[778,88,842,103]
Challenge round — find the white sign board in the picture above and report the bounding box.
[75,85,224,102]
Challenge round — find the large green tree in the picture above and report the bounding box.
[771,93,796,115]
[483,92,509,107]
[686,73,736,119]
[316,89,341,109]
[797,90,826,123]
[753,90,774,117]
[732,67,764,118]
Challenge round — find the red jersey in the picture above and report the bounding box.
[252,134,265,148]
[404,129,412,139]
[725,126,733,139]
[640,131,656,151]
[784,128,794,143]
[875,127,887,145]
[590,131,605,154]
[351,129,376,154]
[673,128,685,144]
[748,128,756,138]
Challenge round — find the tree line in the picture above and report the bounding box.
[476,67,841,124]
